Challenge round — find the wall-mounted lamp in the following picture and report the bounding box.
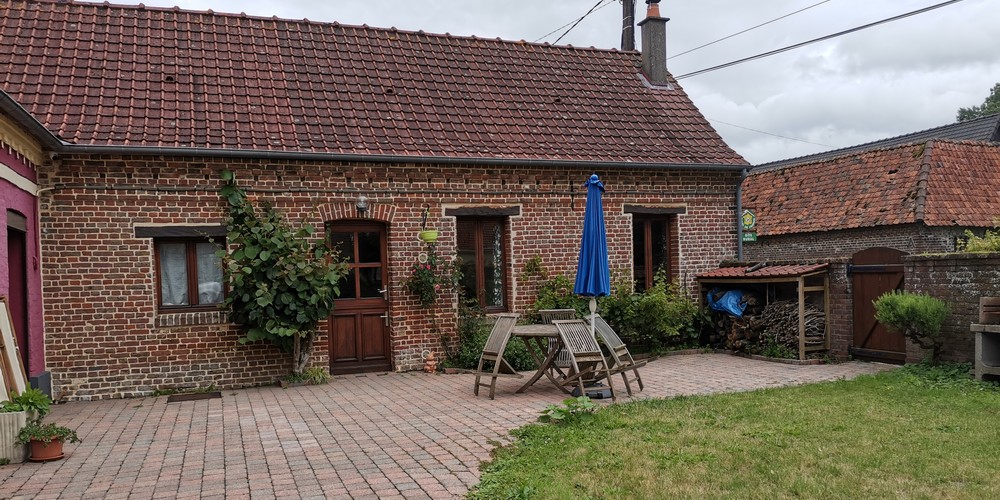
[355,195,369,215]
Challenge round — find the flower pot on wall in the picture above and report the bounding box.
[418,229,439,243]
[0,411,28,463]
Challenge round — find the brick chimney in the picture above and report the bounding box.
[638,0,670,85]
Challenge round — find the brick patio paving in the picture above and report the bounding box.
[0,354,893,499]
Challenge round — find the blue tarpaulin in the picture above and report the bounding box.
[707,288,747,317]
[573,174,610,298]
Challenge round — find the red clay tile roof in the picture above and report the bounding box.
[697,263,828,279]
[743,140,1000,235]
[0,0,747,165]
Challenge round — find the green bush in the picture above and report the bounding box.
[958,228,1000,253]
[874,291,950,363]
[446,298,542,372]
[527,274,589,323]
[596,272,702,353]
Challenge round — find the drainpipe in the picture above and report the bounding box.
[736,168,748,261]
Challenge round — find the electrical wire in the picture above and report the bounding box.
[669,0,832,60]
[675,0,965,80]
[708,118,836,148]
[534,0,616,44]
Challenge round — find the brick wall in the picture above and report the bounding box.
[39,154,740,400]
[903,252,1000,364]
[744,224,960,261]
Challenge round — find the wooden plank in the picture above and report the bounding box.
[802,286,826,292]
[824,274,831,351]
[0,297,28,399]
[798,277,806,361]
[979,297,1000,324]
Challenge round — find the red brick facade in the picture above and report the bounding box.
[39,154,740,400]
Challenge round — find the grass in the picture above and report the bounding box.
[471,364,1000,499]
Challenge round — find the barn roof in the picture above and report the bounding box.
[743,140,1000,235]
[754,113,1000,172]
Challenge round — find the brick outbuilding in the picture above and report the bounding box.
[1,0,748,400]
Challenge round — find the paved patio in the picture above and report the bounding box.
[0,354,893,499]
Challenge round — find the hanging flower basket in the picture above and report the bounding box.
[418,229,439,243]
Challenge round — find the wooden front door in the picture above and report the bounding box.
[851,247,907,363]
[327,222,392,374]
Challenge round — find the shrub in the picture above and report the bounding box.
[597,271,702,353]
[958,228,1000,253]
[0,388,51,418]
[874,291,950,363]
[445,298,542,371]
[527,274,589,323]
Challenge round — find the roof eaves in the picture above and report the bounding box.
[54,143,749,171]
[0,89,64,151]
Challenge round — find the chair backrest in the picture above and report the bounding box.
[482,313,519,355]
[591,315,625,350]
[553,320,602,357]
[539,309,577,323]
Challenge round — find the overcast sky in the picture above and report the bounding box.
[131,0,999,165]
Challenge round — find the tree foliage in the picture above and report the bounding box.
[873,291,950,364]
[219,170,349,374]
[956,82,1000,122]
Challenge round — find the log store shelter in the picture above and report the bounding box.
[697,262,831,360]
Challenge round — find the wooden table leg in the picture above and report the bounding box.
[516,337,571,394]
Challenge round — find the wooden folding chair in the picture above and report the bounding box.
[590,315,646,396]
[552,320,616,402]
[471,313,522,400]
[539,309,576,374]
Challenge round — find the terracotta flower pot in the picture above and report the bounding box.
[28,438,64,462]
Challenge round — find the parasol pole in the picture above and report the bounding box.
[589,297,597,338]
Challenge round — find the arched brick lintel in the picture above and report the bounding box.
[318,201,396,224]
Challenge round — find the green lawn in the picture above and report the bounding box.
[471,365,1000,499]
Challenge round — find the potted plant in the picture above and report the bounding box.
[0,388,52,463]
[404,245,461,306]
[16,421,81,462]
[417,205,438,243]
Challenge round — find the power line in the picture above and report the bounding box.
[534,0,616,44]
[675,0,965,80]
[708,118,836,148]
[554,0,614,45]
[669,0,832,60]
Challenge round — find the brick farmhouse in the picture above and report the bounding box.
[1,0,748,400]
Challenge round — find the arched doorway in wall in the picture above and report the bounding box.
[850,247,908,363]
[326,221,392,374]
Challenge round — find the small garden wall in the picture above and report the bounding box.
[904,252,1000,363]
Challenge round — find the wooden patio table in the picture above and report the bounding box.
[510,323,572,394]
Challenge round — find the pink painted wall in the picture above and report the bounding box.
[0,145,44,377]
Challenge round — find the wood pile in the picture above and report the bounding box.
[712,298,825,356]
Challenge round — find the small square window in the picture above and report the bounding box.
[155,238,225,310]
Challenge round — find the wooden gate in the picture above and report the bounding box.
[850,247,907,363]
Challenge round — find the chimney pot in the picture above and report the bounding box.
[638,1,669,85]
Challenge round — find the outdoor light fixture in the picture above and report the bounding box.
[356,195,369,215]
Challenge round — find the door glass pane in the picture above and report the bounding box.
[159,242,189,305]
[358,232,381,263]
[329,232,355,263]
[195,242,224,304]
[482,221,504,308]
[359,267,383,298]
[632,220,647,292]
[338,269,357,299]
[651,220,668,282]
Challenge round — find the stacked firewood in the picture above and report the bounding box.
[712,298,825,356]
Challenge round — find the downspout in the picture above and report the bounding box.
[736,168,749,261]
